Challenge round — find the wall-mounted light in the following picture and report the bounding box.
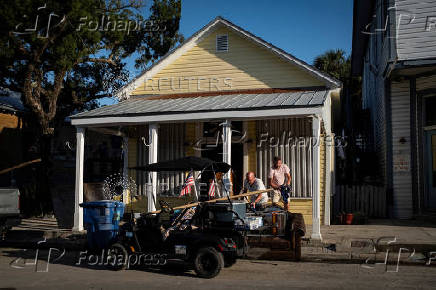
[399,137,407,144]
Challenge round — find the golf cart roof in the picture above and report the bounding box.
[130,156,231,173]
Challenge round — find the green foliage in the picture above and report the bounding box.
[313,49,350,81]
[0,0,183,134]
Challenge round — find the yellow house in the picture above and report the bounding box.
[71,17,341,240]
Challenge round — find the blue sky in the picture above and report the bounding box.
[100,0,353,105]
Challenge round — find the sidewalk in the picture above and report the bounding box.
[302,219,436,263]
[1,218,86,250]
[2,218,436,264]
[305,219,436,245]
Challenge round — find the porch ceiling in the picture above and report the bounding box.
[71,90,328,127]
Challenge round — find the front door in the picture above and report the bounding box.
[425,130,436,209]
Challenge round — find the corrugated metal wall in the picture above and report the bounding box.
[390,80,413,218]
[157,123,185,195]
[256,118,313,198]
[136,123,185,196]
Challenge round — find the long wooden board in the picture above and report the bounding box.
[0,158,42,175]
[148,189,274,214]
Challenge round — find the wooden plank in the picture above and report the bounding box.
[365,186,371,216]
[377,186,381,217]
[377,187,383,217]
[376,186,380,217]
[341,185,345,213]
[145,189,274,214]
[356,185,360,213]
[350,186,355,213]
[0,158,42,175]
[370,186,373,216]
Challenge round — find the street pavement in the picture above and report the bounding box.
[0,247,436,289]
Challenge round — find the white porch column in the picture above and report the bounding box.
[73,127,85,231]
[242,121,249,174]
[148,123,158,212]
[324,133,334,225]
[311,116,322,240]
[122,137,129,204]
[222,120,232,194]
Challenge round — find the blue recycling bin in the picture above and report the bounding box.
[80,200,125,250]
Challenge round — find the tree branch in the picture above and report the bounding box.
[87,57,116,66]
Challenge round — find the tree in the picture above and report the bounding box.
[0,0,182,214]
[313,49,350,81]
[0,0,182,134]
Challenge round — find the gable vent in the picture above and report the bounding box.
[216,34,228,52]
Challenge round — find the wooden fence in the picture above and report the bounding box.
[333,185,387,218]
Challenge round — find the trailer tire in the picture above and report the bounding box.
[193,247,224,278]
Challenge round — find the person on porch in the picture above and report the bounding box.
[240,171,268,209]
[268,156,291,205]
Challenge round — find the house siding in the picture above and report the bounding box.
[0,113,22,131]
[185,123,196,157]
[130,25,324,96]
[390,80,413,218]
[395,0,436,60]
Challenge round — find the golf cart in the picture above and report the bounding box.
[108,157,250,278]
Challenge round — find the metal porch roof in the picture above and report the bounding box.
[71,90,329,119]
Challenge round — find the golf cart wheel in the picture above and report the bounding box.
[107,243,128,271]
[193,247,224,278]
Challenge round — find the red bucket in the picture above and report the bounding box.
[345,213,354,225]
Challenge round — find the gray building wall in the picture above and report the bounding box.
[395,0,436,60]
[390,80,413,218]
[358,0,436,217]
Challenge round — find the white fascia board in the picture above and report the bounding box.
[71,106,324,127]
